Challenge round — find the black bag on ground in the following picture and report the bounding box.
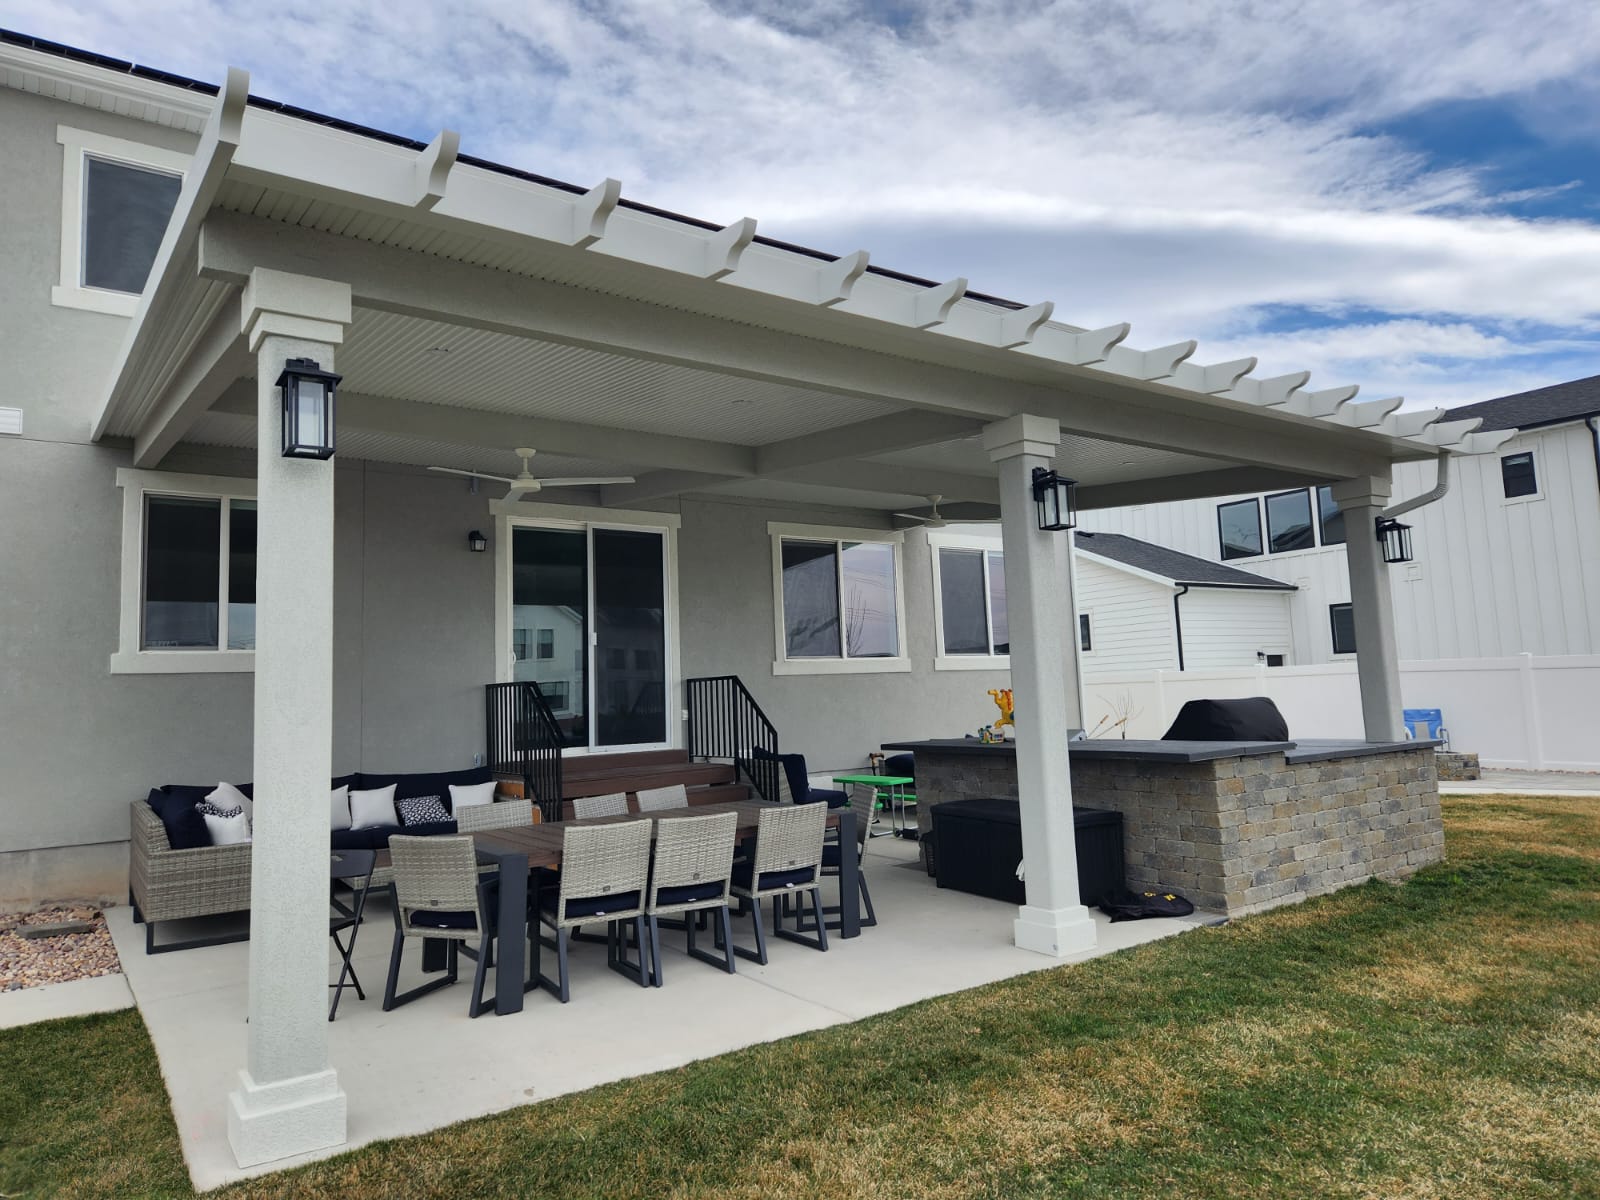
[1096,888,1196,922]
[1161,696,1288,742]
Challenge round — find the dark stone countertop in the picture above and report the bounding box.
[882,737,1440,765]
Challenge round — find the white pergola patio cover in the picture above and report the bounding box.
[85,64,1513,1171]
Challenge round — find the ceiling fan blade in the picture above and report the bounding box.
[428,465,517,485]
[892,512,929,523]
[536,476,637,487]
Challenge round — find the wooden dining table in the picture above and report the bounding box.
[416,799,861,1016]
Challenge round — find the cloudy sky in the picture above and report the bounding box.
[9,1,1599,409]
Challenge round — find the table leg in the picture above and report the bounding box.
[837,810,860,938]
[495,852,528,1016]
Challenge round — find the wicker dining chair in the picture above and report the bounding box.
[382,835,506,1018]
[572,791,630,820]
[635,784,688,813]
[728,801,828,964]
[534,819,653,1003]
[644,810,738,985]
[812,783,878,929]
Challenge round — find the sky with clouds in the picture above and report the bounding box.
[8,0,1599,410]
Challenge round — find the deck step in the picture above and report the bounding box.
[563,749,690,779]
[556,781,749,821]
[561,761,736,800]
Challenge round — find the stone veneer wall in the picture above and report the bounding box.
[914,747,1443,918]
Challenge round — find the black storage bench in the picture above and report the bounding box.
[931,798,1125,907]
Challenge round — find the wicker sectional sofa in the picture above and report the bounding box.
[130,768,533,953]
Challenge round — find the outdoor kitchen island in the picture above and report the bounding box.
[883,738,1444,918]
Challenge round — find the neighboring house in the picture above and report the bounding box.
[1080,375,1600,666]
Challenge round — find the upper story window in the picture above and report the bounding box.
[935,545,1008,662]
[1316,485,1346,545]
[113,469,256,674]
[1501,451,1538,500]
[769,523,907,675]
[54,126,188,318]
[1217,498,1263,560]
[1264,489,1315,552]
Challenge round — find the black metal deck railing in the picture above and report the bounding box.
[485,681,565,823]
[685,675,780,803]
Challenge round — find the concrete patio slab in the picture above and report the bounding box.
[107,835,1210,1192]
[1441,769,1600,797]
[0,971,133,1030]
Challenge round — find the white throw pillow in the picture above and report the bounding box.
[203,807,252,846]
[449,781,496,811]
[206,781,253,823]
[349,784,399,830]
[330,785,352,831]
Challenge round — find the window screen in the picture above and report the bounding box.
[1501,452,1537,499]
[1265,489,1315,552]
[83,157,182,294]
[1330,603,1357,655]
[1218,499,1263,560]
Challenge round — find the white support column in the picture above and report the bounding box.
[1330,474,1405,742]
[228,269,352,1168]
[983,414,1097,958]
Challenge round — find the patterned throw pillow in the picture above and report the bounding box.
[196,801,244,819]
[397,794,450,827]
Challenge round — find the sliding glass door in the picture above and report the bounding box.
[510,523,668,750]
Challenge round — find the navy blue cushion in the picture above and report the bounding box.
[409,909,477,930]
[146,787,211,851]
[822,843,844,869]
[883,753,915,783]
[810,787,849,809]
[359,767,492,812]
[656,881,725,907]
[545,890,642,919]
[331,820,456,851]
[753,747,814,805]
[732,861,815,892]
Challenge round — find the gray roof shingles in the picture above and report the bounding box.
[1074,531,1296,590]
[1444,373,1600,433]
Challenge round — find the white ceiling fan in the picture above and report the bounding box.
[893,494,998,529]
[427,447,634,498]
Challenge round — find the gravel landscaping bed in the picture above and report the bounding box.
[0,907,122,992]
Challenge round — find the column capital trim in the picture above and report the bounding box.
[1329,474,1392,508]
[241,268,352,352]
[983,413,1061,462]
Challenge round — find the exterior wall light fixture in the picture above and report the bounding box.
[1377,516,1413,564]
[467,530,488,553]
[1031,467,1077,531]
[277,357,341,460]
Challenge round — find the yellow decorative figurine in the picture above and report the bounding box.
[987,688,1015,739]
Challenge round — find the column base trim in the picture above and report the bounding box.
[1013,903,1098,958]
[227,1066,346,1168]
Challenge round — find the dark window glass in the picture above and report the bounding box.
[1218,499,1262,560]
[538,680,571,711]
[987,551,1008,654]
[594,528,666,746]
[938,548,989,655]
[83,157,182,294]
[1079,613,1092,652]
[226,501,256,649]
[1501,452,1537,499]
[535,629,554,659]
[781,540,841,657]
[1330,603,1357,655]
[1265,653,1285,667]
[1265,489,1315,552]
[1316,486,1346,546]
[512,528,589,747]
[143,496,220,648]
[840,541,898,657]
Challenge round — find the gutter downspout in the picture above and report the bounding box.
[1173,585,1189,671]
[1382,449,1452,521]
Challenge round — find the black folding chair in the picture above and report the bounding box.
[329,849,376,1020]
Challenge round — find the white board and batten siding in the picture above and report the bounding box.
[1081,421,1600,665]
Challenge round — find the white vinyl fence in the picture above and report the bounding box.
[1079,653,1600,772]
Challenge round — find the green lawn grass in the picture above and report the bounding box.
[3,793,1598,1199]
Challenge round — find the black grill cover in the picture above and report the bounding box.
[1161,696,1289,742]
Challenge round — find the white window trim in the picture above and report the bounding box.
[928,530,1009,672]
[54,125,188,318]
[493,502,683,752]
[1499,449,1544,505]
[112,467,257,674]
[768,522,909,676]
